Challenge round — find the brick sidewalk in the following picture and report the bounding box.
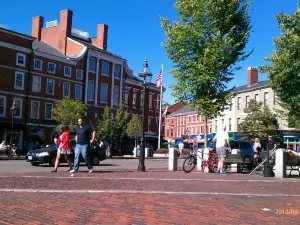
[0,171,300,224]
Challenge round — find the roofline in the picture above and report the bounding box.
[0,27,35,40]
[233,81,270,94]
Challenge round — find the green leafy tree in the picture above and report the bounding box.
[53,98,87,132]
[113,104,131,142]
[239,100,278,141]
[126,115,142,147]
[96,106,112,142]
[260,3,300,129]
[160,0,252,146]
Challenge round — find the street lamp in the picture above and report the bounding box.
[10,101,16,146]
[137,59,153,172]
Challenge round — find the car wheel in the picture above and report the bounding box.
[49,156,56,167]
[92,156,100,165]
[31,162,40,166]
[244,156,251,163]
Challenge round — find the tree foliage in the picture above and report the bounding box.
[239,100,278,141]
[113,104,131,142]
[53,98,87,132]
[260,3,300,129]
[126,115,142,143]
[160,0,252,120]
[96,106,112,141]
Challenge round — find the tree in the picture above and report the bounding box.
[260,3,300,129]
[160,0,252,146]
[96,106,112,142]
[126,115,142,147]
[239,100,278,141]
[112,104,131,143]
[53,98,87,132]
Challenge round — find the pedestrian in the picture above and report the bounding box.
[213,125,231,175]
[52,125,73,172]
[253,138,262,165]
[178,141,184,157]
[70,117,96,173]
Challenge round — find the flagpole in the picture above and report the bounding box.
[158,64,163,149]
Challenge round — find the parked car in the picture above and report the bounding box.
[25,144,106,167]
[230,140,254,162]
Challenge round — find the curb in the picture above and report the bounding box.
[0,157,25,160]
[110,157,170,160]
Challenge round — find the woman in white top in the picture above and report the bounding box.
[253,138,261,165]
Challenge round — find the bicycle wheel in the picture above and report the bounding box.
[183,155,197,173]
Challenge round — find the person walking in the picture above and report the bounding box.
[70,117,96,173]
[213,125,230,175]
[178,141,184,158]
[253,138,262,165]
[52,125,73,172]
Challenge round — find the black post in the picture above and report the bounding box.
[10,113,14,146]
[138,77,146,172]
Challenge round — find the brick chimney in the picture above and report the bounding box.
[92,24,108,50]
[247,67,258,87]
[58,9,73,53]
[32,16,44,41]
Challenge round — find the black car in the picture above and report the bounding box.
[25,144,106,167]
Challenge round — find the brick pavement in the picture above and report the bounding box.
[0,171,300,224]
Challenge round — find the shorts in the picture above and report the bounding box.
[216,147,226,162]
[57,148,72,154]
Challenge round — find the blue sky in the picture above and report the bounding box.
[0,0,299,104]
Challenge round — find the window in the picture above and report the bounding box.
[63,82,71,98]
[274,93,278,105]
[156,94,160,110]
[264,92,268,106]
[140,92,144,109]
[0,96,6,116]
[132,92,137,108]
[46,79,55,95]
[34,59,42,71]
[222,119,224,125]
[237,118,240,131]
[229,118,232,131]
[100,83,109,103]
[125,89,129,107]
[200,126,203,134]
[14,72,24,90]
[183,117,185,125]
[237,97,241,110]
[32,76,41,93]
[255,94,259,101]
[30,101,40,119]
[246,96,249,108]
[64,66,72,77]
[229,103,232,111]
[47,62,56,74]
[215,120,218,132]
[16,53,26,67]
[148,117,153,131]
[13,98,22,118]
[76,69,83,80]
[149,94,153,110]
[89,57,96,72]
[45,103,53,120]
[114,65,121,79]
[113,86,119,106]
[75,84,82,100]
[87,80,95,101]
[101,61,109,76]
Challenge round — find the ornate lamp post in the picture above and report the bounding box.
[137,59,153,172]
[10,101,16,146]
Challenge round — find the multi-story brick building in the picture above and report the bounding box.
[0,9,162,150]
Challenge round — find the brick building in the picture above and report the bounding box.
[0,9,162,150]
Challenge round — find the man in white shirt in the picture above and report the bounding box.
[213,125,230,175]
[178,142,184,157]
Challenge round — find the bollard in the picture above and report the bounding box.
[168,148,178,171]
[231,149,240,173]
[203,148,210,173]
[275,149,287,178]
[145,147,149,158]
[196,148,204,171]
[133,147,137,157]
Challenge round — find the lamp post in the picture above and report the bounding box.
[137,59,153,172]
[10,101,16,146]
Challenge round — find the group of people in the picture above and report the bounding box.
[52,117,96,173]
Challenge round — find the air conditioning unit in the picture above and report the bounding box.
[46,20,58,28]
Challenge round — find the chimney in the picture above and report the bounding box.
[32,16,44,40]
[59,9,73,53]
[129,69,134,75]
[247,67,258,87]
[94,24,108,50]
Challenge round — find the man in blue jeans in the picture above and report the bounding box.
[70,117,96,173]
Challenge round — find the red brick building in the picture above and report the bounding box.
[0,9,162,150]
[164,106,212,142]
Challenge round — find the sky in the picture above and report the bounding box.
[0,0,299,105]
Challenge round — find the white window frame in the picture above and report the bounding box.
[33,58,42,71]
[101,61,110,76]
[132,92,137,108]
[32,75,41,93]
[148,116,153,132]
[264,92,268,106]
[255,94,259,101]
[47,62,56,74]
[16,53,26,67]
[30,101,40,119]
[76,69,83,80]
[149,94,153,110]
[114,64,121,79]
[63,82,71,98]
[46,78,55,95]
[64,66,72,77]
[87,80,95,101]
[113,85,119,106]
[89,57,96,73]
[13,98,22,119]
[140,92,144,109]
[125,89,129,107]
[246,96,249,108]
[75,84,82,100]
[100,82,109,103]
[14,71,24,90]
[237,97,241,110]
[44,103,53,120]
[0,95,7,117]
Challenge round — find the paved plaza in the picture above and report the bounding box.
[0,159,300,224]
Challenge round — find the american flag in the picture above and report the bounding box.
[156,69,163,88]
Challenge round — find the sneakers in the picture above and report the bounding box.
[89,169,93,173]
[220,172,228,175]
[217,170,220,173]
[69,170,78,173]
